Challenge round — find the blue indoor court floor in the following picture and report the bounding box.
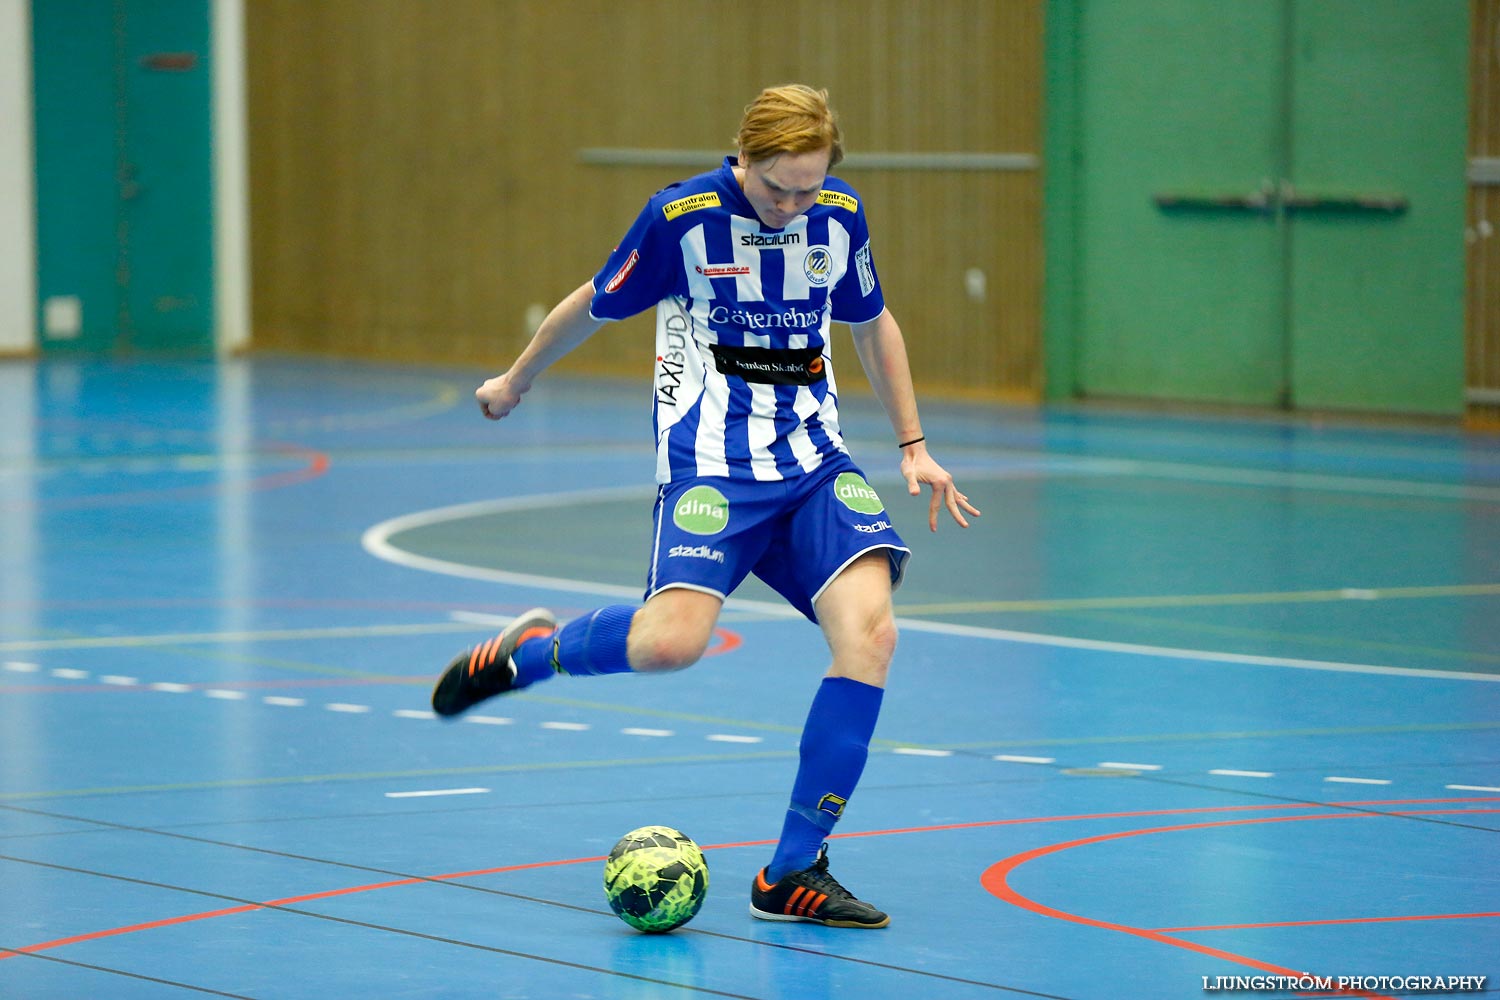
[0,355,1497,999]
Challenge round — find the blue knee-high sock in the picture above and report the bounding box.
[765,676,884,883]
[511,605,635,689]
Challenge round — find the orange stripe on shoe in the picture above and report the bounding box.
[466,645,484,676]
[755,870,774,892]
[785,887,808,916]
[806,892,828,916]
[518,626,553,647]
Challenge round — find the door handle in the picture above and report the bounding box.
[1277,180,1407,216]
[1153,180,1406,216]
[1153,179,1277,215]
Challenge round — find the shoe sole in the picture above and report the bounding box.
[431,607,556,717]
[748,904,889,929]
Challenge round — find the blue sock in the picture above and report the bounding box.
[511,605,635,689]
[765,676,884,883]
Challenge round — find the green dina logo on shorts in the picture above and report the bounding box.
[673,485,730,534]
[834,473,885,515]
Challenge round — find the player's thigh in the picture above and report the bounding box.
[812,551,898,685]
[628,586,723,672]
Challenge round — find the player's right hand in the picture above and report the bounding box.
[475,374,525,420]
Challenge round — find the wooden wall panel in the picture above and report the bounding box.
[246,0,1043,400]
[1469,0,1500,428]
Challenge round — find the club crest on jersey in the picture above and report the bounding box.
[803,246,832,286]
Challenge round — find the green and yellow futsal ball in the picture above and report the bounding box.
[602,826,709,932]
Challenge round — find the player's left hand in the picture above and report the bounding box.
[901,444,980,532]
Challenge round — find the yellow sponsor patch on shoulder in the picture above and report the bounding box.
[816,189,858,212]
[662,191,721,220]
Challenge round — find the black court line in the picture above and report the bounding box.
[0,855,759,999]
[0,805,1067,997]
[0,947,258,998]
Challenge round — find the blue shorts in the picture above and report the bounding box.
[644,455,910,622]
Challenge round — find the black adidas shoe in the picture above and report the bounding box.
[431,608,557,717]
[749,846,889,928]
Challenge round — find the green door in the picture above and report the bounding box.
[1286,0,1469,412]
[1064,0,1468,415]
[32,0,214,356]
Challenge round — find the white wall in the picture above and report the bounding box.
[213,0,250,354]
[0,0,36,354]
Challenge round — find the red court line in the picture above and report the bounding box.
[28,441,329,510]
[2,633,742,695]
[706,628,741,658]
[0,855,610,962]
[980,808,1500,1000]
[4,799,1494,968]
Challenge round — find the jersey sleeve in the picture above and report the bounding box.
[589,200,679,321]
[827,199,886,325]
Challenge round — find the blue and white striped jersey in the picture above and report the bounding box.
[589,156,886,484]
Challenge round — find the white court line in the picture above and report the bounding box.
[994,755,1056,764]
[204,689,246,700]
[51,668,87,679]
[2,661,39,673]
[464,715,512,726]
[707,734,763,744]
[264,696,305,707]
[361,487,1500,683]
[448,610,511,627]
[1325,776,1392,785]
[892,747,954,757]
[1098,761,1163,771]
[384,788,490,799]
[152,682,192,693]
[1209,769,1275,778]
[327,703,370,713]
[621,728,674,737]
[1446,784,1500,792]
[99,675,138,686]
[540,721,590,731]
[394,709,436,719]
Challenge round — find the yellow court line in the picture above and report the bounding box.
[897,583,1500,616]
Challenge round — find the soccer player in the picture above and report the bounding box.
[432,84,979,928]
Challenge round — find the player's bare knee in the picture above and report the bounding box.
[867,614,898,667]
[629,629,709,673]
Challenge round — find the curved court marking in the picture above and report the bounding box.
[361,489,1500,683]
[263,380,463,434]
[980,807,1500,1000]
[6,799,1491,990]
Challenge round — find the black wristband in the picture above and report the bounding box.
[898,435,925,449]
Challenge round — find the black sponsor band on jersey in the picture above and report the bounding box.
[709,343,827,386]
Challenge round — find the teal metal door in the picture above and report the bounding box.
[32,0,214,356]
[1064,0,1469,415]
